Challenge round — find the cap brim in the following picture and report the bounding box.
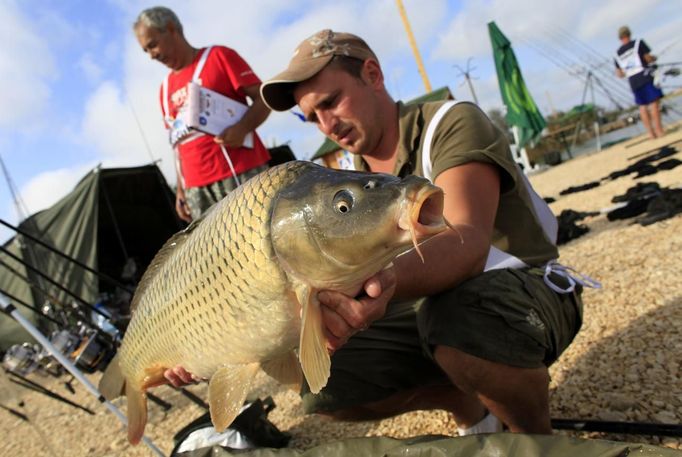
[261,55,333,111]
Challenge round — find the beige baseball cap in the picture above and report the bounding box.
[261,29,377,111]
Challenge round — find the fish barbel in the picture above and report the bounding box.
[99,161,449,444]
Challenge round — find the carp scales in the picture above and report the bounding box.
[99,160,450,444]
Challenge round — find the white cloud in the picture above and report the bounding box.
[0,0,55,128]
[79,53,104,83]
[5,0,679,206]
[17,164,97,217]
[79,80,170,171]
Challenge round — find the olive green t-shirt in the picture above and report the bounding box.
[354,101,558,266]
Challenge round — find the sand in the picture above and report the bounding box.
[1,125,681,456]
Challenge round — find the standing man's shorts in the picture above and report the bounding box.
[301,268,583,414]
[634,81,663,106]
[185,164,268,220]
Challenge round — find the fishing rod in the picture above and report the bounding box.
[552,418,682,437]
[0,250,121,362]
[6,370,95,415]
[520,37,630,110]
[2,270,186,415]
[0,218,134,294]
[174,385,209,410]
[0,245,111,321]
[536,26,637,107]
[0,284,119,379]
[0,402,29,421]
[547,25,651,103]
[0,257,70,317]
[0,287,69,328]
[0,294,165,456]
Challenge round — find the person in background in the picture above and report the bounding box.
[167,29,599,436]
[134,6,271,222]
[614,25,665,139]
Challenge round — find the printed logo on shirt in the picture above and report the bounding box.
[171,86,188,110]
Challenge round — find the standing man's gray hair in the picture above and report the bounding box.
[134,6,183,34]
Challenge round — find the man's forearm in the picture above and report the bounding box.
[233,96,270,135]
[392,226,489,300]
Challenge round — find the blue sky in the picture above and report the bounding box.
[0,0,681,241]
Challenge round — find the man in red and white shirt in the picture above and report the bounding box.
[134,7,271,222]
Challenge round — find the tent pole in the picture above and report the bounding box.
[0,218,133,294]
[0,294,165,456]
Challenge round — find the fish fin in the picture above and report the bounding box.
[208,363,259,432]
[261,351,302,390]
[141,365,169,389]
[99,353,125,400]
[295,283,330,394]
[125,383,148,445]
[129,212,208,311]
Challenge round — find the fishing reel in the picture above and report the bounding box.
[2,343,40,376]
[34,299,120,375]
[71,328,117,374]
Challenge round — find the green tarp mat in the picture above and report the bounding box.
[176,433,681,457]
[0,164,183,351]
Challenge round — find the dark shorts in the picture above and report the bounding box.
[634,81,663,106]
[301,268,583,414]
[184,164,268,219]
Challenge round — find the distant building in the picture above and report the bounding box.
[310,86,454,169]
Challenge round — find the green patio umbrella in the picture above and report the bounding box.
[488,21,546,149]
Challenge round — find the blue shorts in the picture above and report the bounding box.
[634,81,663,105]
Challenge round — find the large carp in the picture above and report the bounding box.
[99,160,449,444]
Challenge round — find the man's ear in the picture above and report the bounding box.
[362,59,384,88]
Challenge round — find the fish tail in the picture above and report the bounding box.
[98,353,125,400]
[125,383,148,445]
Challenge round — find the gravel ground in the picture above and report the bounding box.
[1,125,681,456]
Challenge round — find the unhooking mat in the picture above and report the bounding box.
[175,433,682,457]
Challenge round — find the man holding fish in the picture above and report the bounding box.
[257,29,599,435]
[160,29,598,437]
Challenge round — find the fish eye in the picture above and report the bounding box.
[333,190,354,214]
[363,180,377,190]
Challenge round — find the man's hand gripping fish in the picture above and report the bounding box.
[98,161,452,444]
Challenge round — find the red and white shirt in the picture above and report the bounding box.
[160,46,270,188]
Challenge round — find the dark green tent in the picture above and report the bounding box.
[0,164,183,351]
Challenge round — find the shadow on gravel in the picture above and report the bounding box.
[550,295,682,443]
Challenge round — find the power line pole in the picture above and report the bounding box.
[395,0,432,93]
[454,58,479,105]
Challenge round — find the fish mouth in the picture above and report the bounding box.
[398,185,450,261]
